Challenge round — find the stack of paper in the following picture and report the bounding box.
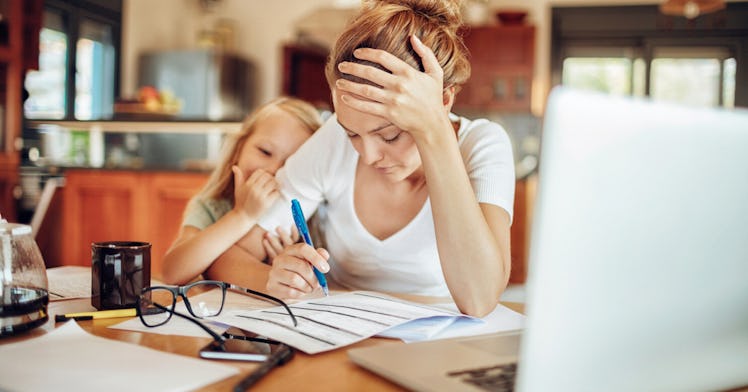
[0,321,238,392]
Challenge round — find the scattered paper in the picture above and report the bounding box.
[0,321,238,392]
[46,266,91,301]
[110,312,230,338]
[108,287,523,352]
[109,288,268,337]
[377,303,524,343]
[110,293,230,338]
[377,315,474,342]
[211,291,472,354]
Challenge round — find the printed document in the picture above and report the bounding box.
[211,291,471,354]
[110,289,524,352]
[379,302,525,342]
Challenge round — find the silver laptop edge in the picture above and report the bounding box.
[517,88,748,391]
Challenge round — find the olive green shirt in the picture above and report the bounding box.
[182,197,232,230]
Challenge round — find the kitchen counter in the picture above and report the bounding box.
[24,120,229,173]
[37,163,214,175]
[26,115,539,177]
[27,120,242,134]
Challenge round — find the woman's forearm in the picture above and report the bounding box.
[416,125,511,317]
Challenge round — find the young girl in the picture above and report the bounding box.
[161,97,322,285]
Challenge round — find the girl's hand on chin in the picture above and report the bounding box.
[232,166,280,222]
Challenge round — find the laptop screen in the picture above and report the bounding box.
[517,88,748,391]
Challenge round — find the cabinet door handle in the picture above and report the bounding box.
[493,78,507,100]
[515,77,528,100]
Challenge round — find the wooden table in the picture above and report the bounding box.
[3,296,523,391]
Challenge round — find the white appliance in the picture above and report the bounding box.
[138,49,255,121]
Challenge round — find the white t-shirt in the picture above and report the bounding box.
[258,114,515,297]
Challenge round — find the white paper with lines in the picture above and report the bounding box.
[211,291,475,354]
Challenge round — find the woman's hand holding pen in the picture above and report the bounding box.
[266,243,330,299]
[334,35,453,143]
[232,166,279,224]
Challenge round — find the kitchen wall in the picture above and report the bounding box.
[121,0,743,115]
[121,0,344,109]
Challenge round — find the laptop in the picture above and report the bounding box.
[348,87,748,391]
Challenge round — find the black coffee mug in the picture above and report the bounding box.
[91,241,151,310]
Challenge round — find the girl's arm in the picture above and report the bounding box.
[161,168,279,284]
[160,209,256,284]
[203,243,272,291]
[234,224,270,261]
[334,36,511,317]
[188,221,292,292]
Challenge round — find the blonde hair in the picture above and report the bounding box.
[197,97,322,203]
[325,0,470,90]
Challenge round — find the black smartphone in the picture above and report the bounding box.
[199,328,285,362]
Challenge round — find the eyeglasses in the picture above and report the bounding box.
[137,280,297,327]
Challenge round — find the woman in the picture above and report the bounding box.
[209,0,515,317]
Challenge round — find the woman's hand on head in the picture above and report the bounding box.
[232,166,280,221]
[266,243,330,299]
[334,35,451,141]
[262,225,300,264]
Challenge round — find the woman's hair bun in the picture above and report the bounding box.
[363,0,464,30]
[328,0,472,89]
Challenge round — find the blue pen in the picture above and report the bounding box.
[291,199,329,296]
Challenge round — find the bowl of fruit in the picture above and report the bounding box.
[114,86,182,119]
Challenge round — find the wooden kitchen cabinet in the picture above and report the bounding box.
[57,169,534,283]
[281,25,535,113]
[59,170,208,278]
[0,0,42,221]
[509,174,537,284]
[456,25,535,112]
[0,167,18,220]
[281,44,332,110]
[145,172,211,277]
[61,171,141,268]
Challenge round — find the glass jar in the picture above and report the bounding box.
[0,220,49,336]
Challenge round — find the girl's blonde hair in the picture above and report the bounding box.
[197,96,322,203]
[325,0,470,91]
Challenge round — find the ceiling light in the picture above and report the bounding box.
[660,0,726,19]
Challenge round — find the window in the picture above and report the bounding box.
[552,4,748,108]
[560,47,644,97]
[561,46,735,108]
[23,0,121,120]
[24,10,67,119]
[75,18,116,119]
[649,47,733,108]
[563,58,634,95]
